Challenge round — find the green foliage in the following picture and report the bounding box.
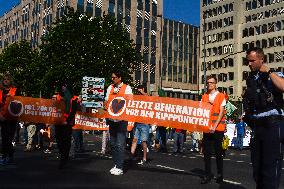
[0,41,44,97]
[229,100,243,121]
[40,8,140,97]
[0,8,141,98]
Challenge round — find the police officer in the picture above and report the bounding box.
[243,47,284,189]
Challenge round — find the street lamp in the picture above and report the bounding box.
[157,14,163,89]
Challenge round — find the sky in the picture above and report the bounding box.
[0,0,200,26]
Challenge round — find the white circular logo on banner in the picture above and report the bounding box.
[8,100,24,117]
[108,97,126,117]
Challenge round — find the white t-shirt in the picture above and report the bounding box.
[208,91,226,107]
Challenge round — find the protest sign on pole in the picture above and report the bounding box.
[81,77,105,109]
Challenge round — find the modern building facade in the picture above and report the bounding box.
[200,0,284,100]
[160,18,199,99]
[0,0,199,99]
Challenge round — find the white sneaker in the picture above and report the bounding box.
[111,168,123,175]
[109,165,117,174]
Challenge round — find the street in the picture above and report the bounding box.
[0,133,283,189]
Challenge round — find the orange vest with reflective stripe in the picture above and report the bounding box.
[0,87,17,117]
[0,87,17,104]
[202,92,226,131]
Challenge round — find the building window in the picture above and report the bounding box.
[229,30,233,38]
[258,0,264,7]
[262,39,267,48]
[223,4,228,13]
[246,2,252,10]
[268,53,274,63]
[229,3,233,11]
[262,24,267,33]
[256,40,261,47]
[255,26,261,35]
[243,28,248,37]
[229,87,233,95]
[108,0,115,15]
[249,27,254,36]
[243,43,249,51]
[276,21,281,31]
[246,15,251,23]
[275,52,282,62]
[265,0,271,6]
[252,0,257,9]
[77,0,84,13]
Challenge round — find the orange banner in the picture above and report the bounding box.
[4,95,212,132]
[73,112,134,131]
[103,94,212,132]
[5,96,65,125]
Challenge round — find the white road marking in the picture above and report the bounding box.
[240,154,247,156]
[156,165,185,172]
[236,161,245,163]
[156,164,242,185]
[188,157,197,159]
[223,179,242,185]
[223,159,231,161]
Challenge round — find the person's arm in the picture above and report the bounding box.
[260,65,284,92]
[104,85,112,109]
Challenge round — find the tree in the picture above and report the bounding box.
[0,41,44,97]
[40,8,141,97]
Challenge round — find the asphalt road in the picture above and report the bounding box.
[0,133,283,189]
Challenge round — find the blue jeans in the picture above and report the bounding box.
[173,132,184,152]
[72,129,84,152]
[109,120,127,169]
[236,134,244,150]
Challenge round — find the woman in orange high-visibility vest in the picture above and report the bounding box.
[105,70,132,176]
[0,73,18,165]
[201,75,227,185]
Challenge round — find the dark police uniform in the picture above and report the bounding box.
[243,71,284,189]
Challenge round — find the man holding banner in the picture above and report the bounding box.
[201,75,226,184]
[55,84,80,169]
[105,71,132,176]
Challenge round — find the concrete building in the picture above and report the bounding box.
[160,18,199,99]
[200,0,284,100]
[0,0,199,98]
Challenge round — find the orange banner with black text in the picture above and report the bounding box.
[4,95,212,132]
[4,96,65,125]
[72,112,134,131]
[103,94,212,132]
